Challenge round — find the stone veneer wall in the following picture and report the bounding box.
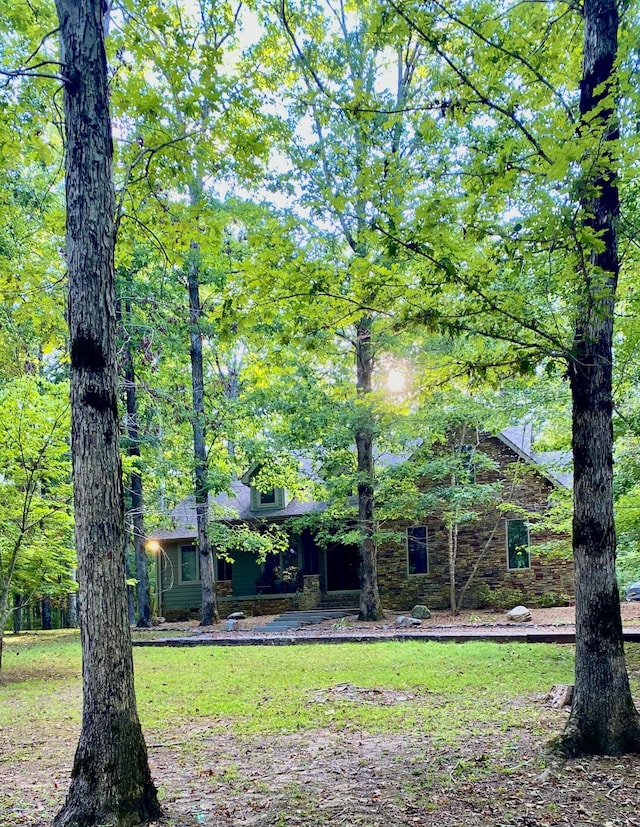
[218,594,299,616]
[298,574,321,610]
[377,436,575,611]
[216,580,233,598]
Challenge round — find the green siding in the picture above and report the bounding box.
[160,543,262,607]
[160,543,202,611]
[250,486,286,512]
[232,552,261,596]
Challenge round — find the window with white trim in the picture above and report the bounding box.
[407,526,428,575]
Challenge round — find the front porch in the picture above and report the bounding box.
[156,530,361,621]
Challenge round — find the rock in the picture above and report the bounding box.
[152,616,165,626]
[224,619,239,631]
[227,611,246,620]
[506,605,532,622]
[411,604,431,619]
[396,615,422,627]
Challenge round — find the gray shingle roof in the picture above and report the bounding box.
[150,425,572,542]
[498,425,573,489]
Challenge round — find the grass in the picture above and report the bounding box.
[135,641,574,737]
[4,633,640,827]
[1,630,574,738]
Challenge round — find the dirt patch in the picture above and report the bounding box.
[5,609,640,826]
[6,712,640,827]
[308,682,418,706]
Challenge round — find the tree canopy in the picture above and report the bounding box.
[2,0,640,767]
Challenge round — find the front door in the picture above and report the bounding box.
[325,543,360,591]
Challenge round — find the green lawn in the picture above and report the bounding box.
[3,633,640,827]
[1,631,574,737]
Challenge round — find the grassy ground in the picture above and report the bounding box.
[1,632,640,826]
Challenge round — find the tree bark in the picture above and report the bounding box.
[68,572,78,628]
[556,0,640,757]
[123,298,152,627]
[187,243,218,626]
[13,594,23,633]
[355,317,383,621]
[53,2,160,823]
[42,596,53,630]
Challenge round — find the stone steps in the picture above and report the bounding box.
[252,608,357,633]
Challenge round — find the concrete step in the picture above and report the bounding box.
[252,608,357,633]
[255,621,302,632]
[281,610,357,619]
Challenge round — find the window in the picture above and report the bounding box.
[259,488,276,505]
[507,520,530,569]
[180,544,199,583]
[250,485,286,511]
[217,557,232,581]
[407,526,428,575]
[460,444,476,484]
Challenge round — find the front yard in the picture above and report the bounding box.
[1,631,640,826]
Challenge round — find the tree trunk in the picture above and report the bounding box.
[187,242,218,626]
[13,594,23,633]
[68,572,78,628]
[42,596,53,630]
[0,589,10,674]
[355,317,383,621]
[52,2,160,824]
[126,546,136,626]
[123,298,152,628]
[556,0,640,757]
[0,538,25,673]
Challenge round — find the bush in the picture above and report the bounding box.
[485,587,528,611]
[532,591,572,608]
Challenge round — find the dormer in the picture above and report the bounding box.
[240,463,289,513]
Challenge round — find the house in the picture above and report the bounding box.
[376,425,574,611]
[149,426,574,618]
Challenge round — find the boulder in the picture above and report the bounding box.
[506,605,532,622]
[396,615,422,627]
[224,619,240,631]
[411,604,431,619]
[227,611,246,620]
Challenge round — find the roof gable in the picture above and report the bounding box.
[497,425,572,489]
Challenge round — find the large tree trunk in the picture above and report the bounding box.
[67,573,78,628]
[355,317,383,621]
[42,597,53,630]
[187,243,218,626]
[123,298,152,627]
[557,0,640,757]
[53,2,160,824]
